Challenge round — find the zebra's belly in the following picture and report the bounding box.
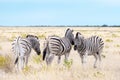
[78,50,96,56]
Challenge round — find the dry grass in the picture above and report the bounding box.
[0,27,120,80]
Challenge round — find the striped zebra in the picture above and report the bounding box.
[43,28,74,65]
[74,32,104,68]
[12,35,41,71]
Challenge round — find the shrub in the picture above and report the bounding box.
[93,71,105,77]
[8,35,16,42]
[32,55,42,64]
[38,34,46,39]
[105,45,109,48]
[0,55,12,72]
[115,44,120,47]
[0,46,2,50]
[63,59,73,69]
[105,39,113,42]
[23,66,31,73]
[101,54,106,58]
[112,33,118,37]
[21,33,28,38]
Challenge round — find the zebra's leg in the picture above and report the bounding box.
[57,56,61,64]
[23,57,25,68]
[93,53,99,68]
[19,56,24,71]
[64,53,69,62]
[16,60,19,71]
[25,56,29,67]
[79,53,84,64]
[83,51,88,64]
[82,51,88,68]
[46,54,54,65]
[14,55,19,71]
[97,52,102,68]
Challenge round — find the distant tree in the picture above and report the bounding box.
[102,24,108,27]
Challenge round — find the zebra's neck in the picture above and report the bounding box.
[64,36,73,46]
[78,40,86,52]
[61,37,72,53]
[26,38,33,48]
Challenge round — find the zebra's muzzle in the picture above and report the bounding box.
[74,45,77,50]
[72,41,74,45]
[37,51,41,55]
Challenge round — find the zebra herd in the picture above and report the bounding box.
[12,28,104,71]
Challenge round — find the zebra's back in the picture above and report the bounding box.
[47,36,72,56]
[48,36,63,56]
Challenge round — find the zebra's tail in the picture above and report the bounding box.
[43,39,49,61]
[14,57,18,64]
[12,36,21,64]
[43,47,47,60]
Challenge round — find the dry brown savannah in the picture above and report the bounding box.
[0,27,120,80]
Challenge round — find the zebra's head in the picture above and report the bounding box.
[65,28,74,45]
[74,32,84,50]
[26,35,41,55]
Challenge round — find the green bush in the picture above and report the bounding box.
[63,59,73,69]
[21,33,28,38]
[8,35,16,42]
[115,44,120,47]
[105,45,109,48]
[0,55,12,72]
[32,55,42,64]
[38,34,46,39]
[101,54,106,58]
[112,33,118,37]
[93,71,105,77]
[105,39,113,42]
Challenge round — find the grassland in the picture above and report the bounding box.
[0,27,120,80]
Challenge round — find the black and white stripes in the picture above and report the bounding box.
[12,35,41,71]
[11,28,104,70]
[74,32,104,68]
[43,28,74,65]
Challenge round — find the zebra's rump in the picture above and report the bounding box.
[48,36,64,56]
[85,36,104,53]
[12,37,32,56]
[48,36,71,56]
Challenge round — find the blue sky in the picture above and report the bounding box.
[0,0,120,26]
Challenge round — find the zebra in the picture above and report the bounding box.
[12,35,41,71]
[43,28,74,65]
[74,32,104,68]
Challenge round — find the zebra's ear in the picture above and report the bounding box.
[26,35,29,38]
[35,36,39,39]
[76,32,80,37]
[77,32,84,40]
[26,35,31,38]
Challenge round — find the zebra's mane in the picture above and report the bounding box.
[26,35,38,39]
[76,32,82,38]
[26,35,40,48]
[65,28,71,37]
[65,28,73,36]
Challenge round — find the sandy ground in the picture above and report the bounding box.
[0,27,120,80]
